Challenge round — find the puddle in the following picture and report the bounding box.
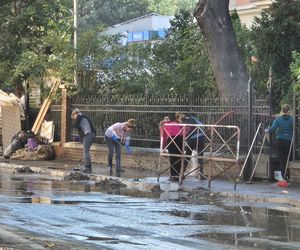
[0,172,300,249]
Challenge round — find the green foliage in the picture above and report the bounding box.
[147,0,197,15]
[0,1,74,94]
[231,10,252,70]
[76,9,215,95]
[79,0,150,28]
[78,0,197,30]
[150,10,216,94]
[250,0,300,107]
[291,51,300,103]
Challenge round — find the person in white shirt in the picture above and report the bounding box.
[105,119,136,173]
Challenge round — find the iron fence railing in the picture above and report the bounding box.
[48,93,274,154]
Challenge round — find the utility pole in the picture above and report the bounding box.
[74,0,78,85]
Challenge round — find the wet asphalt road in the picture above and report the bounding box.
[0,172,300,249]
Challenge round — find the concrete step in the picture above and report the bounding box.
[289,161,300,169]
[289,161,300,183]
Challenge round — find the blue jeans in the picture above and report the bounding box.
[83,133,95,167]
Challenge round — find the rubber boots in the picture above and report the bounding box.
[274,171,284,181]
[80,165,92,174]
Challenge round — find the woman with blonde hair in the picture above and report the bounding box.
[105,119,136,174]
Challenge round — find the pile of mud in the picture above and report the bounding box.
[64,172,91,181]
[95,178,127,189]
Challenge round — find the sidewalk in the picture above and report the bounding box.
[1,158,300,209]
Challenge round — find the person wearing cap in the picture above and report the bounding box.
[71,108,96,173]
[162,112,186,181]
[105,119,136,173]
[265,104,293,181]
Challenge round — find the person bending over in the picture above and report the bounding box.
[105,119,136,174]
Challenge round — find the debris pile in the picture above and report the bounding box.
[151,184,163,194]
[64,172,91,181]
[4,131,54,160]
[95,178,127,189]
[11,145,54,161]
[14,166,35,174]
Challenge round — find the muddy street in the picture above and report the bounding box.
[0,171,300,249]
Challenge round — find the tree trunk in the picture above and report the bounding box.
[194,0,248,98]
[13,78,24,98]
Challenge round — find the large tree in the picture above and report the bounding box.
[194,0,249,98]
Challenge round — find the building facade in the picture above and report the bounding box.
[230,0,273,27]
[104,13,173,45]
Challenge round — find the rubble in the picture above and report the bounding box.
[151,184,163,194]
[64,172,91,181]
[95,178,127,189]
[14,166,35,174]
[10,145,54,161]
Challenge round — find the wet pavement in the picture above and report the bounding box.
[0,166,300,249]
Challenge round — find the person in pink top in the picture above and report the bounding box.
[161,112,186,181]
[105,119,136,174]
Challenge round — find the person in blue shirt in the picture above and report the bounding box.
[184,116,206,179]
[265,104,293,181]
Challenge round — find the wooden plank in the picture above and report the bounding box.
[32,99,51,134]
[32,81,60,134]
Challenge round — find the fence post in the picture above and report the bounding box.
[60,85,67,146]
[267,67,273,181]
[293,80,296,160]
[244,77,253,180]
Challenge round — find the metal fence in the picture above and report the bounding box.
[49,93,273,154]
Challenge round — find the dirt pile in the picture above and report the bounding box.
[95,178,127,189]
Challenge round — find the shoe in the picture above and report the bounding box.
[168,176,179,182]
[116,168,125,173]
[109,166,113,173]
[274,171,284,181]
[80,165,92,174]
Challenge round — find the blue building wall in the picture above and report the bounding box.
[127,29,167,43]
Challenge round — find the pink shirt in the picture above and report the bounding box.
[160,121,185,148]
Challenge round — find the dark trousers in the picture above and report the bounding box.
[83,133,95,167]
[185,136,205,173]
[167,136,183,177]
[276,139,292,176]
[105,135,121,170]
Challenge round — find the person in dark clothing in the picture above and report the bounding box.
[71,108,96,173]
[265,104,293,181]
[184,116,206,179]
